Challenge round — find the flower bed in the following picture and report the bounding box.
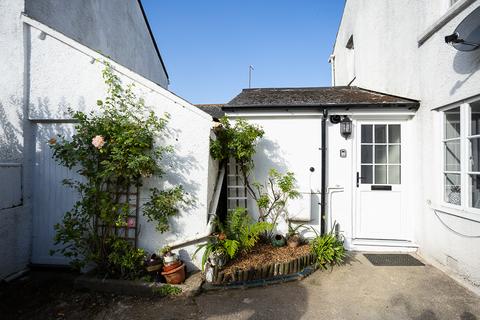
[208,243,317,285]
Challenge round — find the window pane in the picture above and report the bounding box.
[361,165,373,184]
[388,145,401,164]
[375,125,387,143]
[471,101,480,136]
[361,125,373,143]
[361,145,373,164]
[444,141,461,171]
[445,107,460,139]
[388,165,401,184]
[471,175,480,208]
[470,137,480,172]
[375,145,387,164]
[375,165,387,184]
[388,125,401,143]
[445,173,461,205]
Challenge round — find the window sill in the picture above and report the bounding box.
[417,0,476,46]
[433,203,480,223]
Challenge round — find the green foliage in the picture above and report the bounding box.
[287,221,306,237]
[193,234,239,271]
[106,238,146,280]
[50,62,186,278]
[152,284,182,296]
[225,208,273,252]
[253,169,300,229]
[210,117,264,174]
[310,225,346,269]
[143,186,188,232]
[194,208,272,271]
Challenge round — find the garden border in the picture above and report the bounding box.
[204,253,317,290]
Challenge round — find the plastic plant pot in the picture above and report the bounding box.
[271,234,286,247]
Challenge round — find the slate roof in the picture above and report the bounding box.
[224,86,419,110]
[195,104,225,120]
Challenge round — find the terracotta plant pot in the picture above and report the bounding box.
[163,260,182,272]
[161,263,186,284]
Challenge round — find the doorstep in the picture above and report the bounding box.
[349,239,419,252]
[74,271,203,297]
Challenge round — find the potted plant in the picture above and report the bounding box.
[194,233,238,272]
[160,246,181,272]
[287,221,305,248]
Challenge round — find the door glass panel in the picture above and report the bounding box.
[388,125,401,143]
[444,141,461,171]
[361,165,373,184]
[375,145,387,164]
[361,125,373,143]
[360,124,402,185]
[445,173,461,205]
[471,174,480,208]
[388,165,401,184]
[361,145,373,163]
[445,107,460,139]
[471,102,480,136]
[388,145,401,164]
[375,165,387,184]
[375,125,387,143]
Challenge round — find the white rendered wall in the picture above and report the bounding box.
[4,15,214,272]
[334,0,480,290]
[0,1,33,280]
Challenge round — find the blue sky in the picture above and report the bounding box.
[141,1,345,104]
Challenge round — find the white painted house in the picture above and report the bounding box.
[0,0,217,280]
[223,0,480,292]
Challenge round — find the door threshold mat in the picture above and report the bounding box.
[364,254,425,266]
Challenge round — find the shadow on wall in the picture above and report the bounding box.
[0,98,23,162]
[450,48,480,95]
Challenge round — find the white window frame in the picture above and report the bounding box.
[442,99,480,215]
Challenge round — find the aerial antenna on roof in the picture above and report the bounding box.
[248,65,254,88]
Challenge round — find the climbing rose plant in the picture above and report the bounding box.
[50,62,187,279]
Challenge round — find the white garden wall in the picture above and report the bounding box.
[1,11,215,276]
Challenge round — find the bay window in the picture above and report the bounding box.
[443,99,480,210]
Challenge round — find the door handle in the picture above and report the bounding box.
[356,172,364,187]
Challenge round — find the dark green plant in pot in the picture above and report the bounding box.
[310,223,346,269]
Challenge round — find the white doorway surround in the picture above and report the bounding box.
[351,120,416,251]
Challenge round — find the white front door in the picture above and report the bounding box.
[354,122,407,240]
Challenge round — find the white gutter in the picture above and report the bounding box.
[168,164,225,249]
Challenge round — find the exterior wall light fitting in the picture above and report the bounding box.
[340,116,352,139]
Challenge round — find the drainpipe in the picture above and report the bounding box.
[320,108,328,235]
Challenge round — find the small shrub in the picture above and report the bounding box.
[224,208,273,253]
[152,284,182,296]
[310,228,346,269]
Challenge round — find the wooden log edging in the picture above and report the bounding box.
[210,253,317,287]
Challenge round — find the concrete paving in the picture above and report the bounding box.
[94,253,480,320]
[3,253,480,319]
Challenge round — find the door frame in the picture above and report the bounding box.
[350,116,414,244]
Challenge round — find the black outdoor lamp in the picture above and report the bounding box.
[340,116,352,139]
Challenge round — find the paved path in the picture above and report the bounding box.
[97,253,480,320]
[2,253,480,319]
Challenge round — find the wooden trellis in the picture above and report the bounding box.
[95,184,140,248]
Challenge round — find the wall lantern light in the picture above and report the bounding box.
[340,116,352,139]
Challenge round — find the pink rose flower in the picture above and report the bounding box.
[127,217,136,228]
[91,135,105,149]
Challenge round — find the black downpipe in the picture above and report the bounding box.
[320,109,328,235]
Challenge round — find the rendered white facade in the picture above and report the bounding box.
[0,3,214,279]
[333,0,480,291]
